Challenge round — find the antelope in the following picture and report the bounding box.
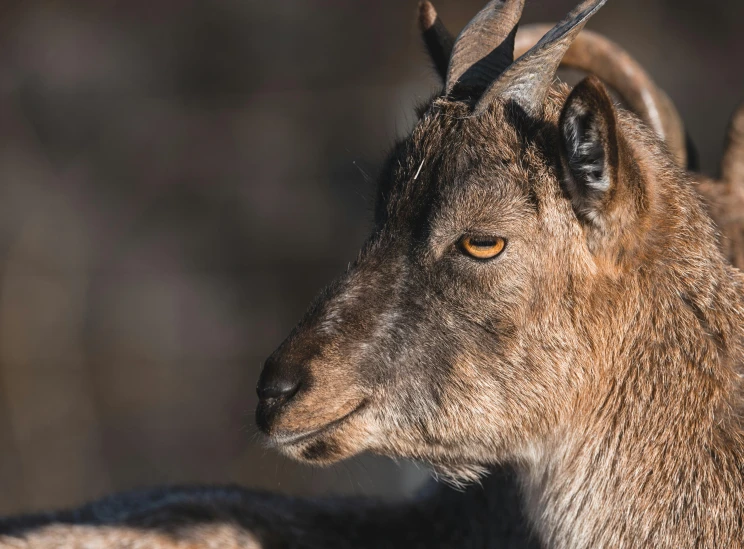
[2,0,744,548]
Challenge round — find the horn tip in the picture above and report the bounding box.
[418,0,438,31]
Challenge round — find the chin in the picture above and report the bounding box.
[275,432,352,464]
[268,408,374,464]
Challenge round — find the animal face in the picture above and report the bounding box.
[256,0,677,483]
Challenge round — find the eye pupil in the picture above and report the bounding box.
[469,238,496,248]
[459,235,506,260]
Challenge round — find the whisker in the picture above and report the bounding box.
[414,159,425,180]
[352,160,373,184]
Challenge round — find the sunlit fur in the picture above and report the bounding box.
[3,83,743,549]
[258,80,744,546]
[3,5,744,547]
[3,78,742,548]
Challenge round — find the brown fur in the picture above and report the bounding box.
[0,524,261,549]
[255,73,744,546]
[3,3,744,549]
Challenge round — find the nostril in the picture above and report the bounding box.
[255,358,304,434]
[256,376,301,402]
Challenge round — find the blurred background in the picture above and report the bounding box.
[0,0,742,515]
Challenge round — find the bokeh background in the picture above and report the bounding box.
[0,0,742,515]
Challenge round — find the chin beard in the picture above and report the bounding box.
[428,461,489,489]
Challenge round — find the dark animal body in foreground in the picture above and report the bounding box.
[0,470,534,548]
[3,0,744,547]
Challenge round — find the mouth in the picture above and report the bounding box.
[270,399,368,448]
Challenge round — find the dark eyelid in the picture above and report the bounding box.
[468,237,498,247]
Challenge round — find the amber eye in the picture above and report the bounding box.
[459,235,506,260]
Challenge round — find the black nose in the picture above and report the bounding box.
[255,357,305,434]
[256,375,301,401]
[256,356,303,403]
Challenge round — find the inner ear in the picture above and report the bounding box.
[559,76,620,223]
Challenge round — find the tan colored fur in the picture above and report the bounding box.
[257,80,744,547]
[0,524,261,549]
[4,4,744,549]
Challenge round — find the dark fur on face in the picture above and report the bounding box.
[260,89,576,478]
[259,82,634,479]
[257,72,744,546]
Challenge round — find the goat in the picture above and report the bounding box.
[255,0,744,544]
[2,0,744,547]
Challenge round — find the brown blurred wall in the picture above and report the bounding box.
[0,0,742,514]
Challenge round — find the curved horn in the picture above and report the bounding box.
[475,0,608,115]
[514,24,686,167]
[418,1,455,79]
[722,102,744,186]
[445,0,525,95]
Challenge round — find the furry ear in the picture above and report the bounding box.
[559,76,652,264]
[559,75,620,225]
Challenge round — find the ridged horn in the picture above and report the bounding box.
[445,0,526,95]
[722,102,744,186]
[418,1,454,79]
[475,0,608,115]
[514,24,686,167]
